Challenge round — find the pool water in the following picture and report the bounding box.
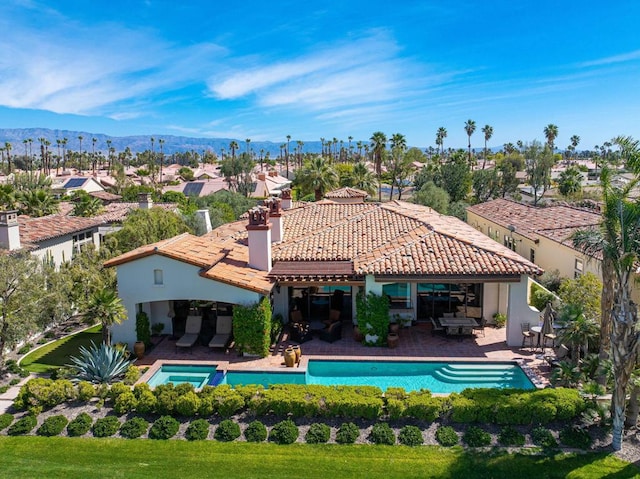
[223,360,534,393]
[147,364,221,388]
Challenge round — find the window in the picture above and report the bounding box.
[488,226,492,237]
[503,235,516,252]
[72,230,94,253]
[153,269,163,285]
[383,283,412,309]
[574,258,583,278]
[530,248,535,263]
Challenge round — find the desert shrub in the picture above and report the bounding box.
[186,419,210,441]
[135,389,157,415]
[92,416,121,437]
[13,378,76,411]
[113,391,138,415]
[67,413,93,436]
[0,413,14,430]
[402,390,443,421]
[120,417,149,439]
[369,422,395,445]
[108,382,130,401]
[18,342,33,355]
[123,366,142,385]
[234,384,263,403]
[305,423,331,444]
[449,396,477,423]
[559,426,592,449]
[175,382,195,396]
[531,426,558,449]
[10,378,20,386]
[269,419,299,445]
[133,382,152,398]
[244,420,268,442]
[76,381,96,402]
[398,425,423,446]
[214,419,241,442]
[335,422,360,444]
[0,385,9,394]
[175,391,201,417]
[463,426,491,447]
[436,426,459,447]
[8,414,37,435]
[498,425,526,446]
[37,415,68,437]
[154,384,179,415]
[149,415,180,440]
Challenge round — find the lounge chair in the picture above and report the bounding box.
[176,315,202,351]
[209,315,233,349]
[319,320,342,343]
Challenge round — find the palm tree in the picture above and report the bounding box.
[229,141,238,159]
[296,156,339,201]
[558,166,583,198]
[570,135,580,160]
[370,131,387,202]
[61,138,68,170]
[19,189,59,217]
[481,125,493,169]
[91,138,97,174]
[390,133,406,151]
[4,142,12,173]
[86,289,127,345]
[572,138,640,450]
[77,135,83,171]
[286,135,291,178]
[543,124,559,153]
[436,127,447,157]
[350,162,377,196]
[464,119,476,166]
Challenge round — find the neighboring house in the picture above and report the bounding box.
[323,187,369,204]
[0,210,102,266]
[106,189,542,349]
[466,199,626,297]
[53,176,106,195]
[251,170,292,198]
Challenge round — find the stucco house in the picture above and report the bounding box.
[106,189,542,349]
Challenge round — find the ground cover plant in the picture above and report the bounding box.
[0,437,637,479]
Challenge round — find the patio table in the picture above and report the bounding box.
[439,317,478,336]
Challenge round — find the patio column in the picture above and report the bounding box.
[505,275,541,347]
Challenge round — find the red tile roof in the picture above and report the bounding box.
[324,187,368,199]
[18,214,103,247]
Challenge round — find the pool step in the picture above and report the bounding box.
[437,367,517,378]
[433,365,517,384]
[208,371,225,386]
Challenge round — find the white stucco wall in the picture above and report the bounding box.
[30,229,100,268]
[111,254,263,346]
[506,275,542,347]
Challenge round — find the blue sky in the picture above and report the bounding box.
[0,0,638,150]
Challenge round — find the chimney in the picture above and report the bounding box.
[196,209,212,233]
[280,188,292,210]
[0,211,21,251]
[246,206,272,272]
[268,170,277,177]
[257,172,266,181]
[264,197,283,243]
[138,193,153,209]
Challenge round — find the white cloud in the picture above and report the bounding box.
[580,49,640,67]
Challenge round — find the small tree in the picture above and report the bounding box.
[233,298,272,357]
[86,290,128,345]
[356,292,390,346]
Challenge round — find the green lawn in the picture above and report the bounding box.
[0,437,637,479]
[19,325,102,373]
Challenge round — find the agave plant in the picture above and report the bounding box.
[68,341,133,384]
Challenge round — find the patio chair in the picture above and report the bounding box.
[473,317,486,337]
[324,309,341,326]
[290,309,304,325]
[209,315,233,349]
[430,317,444,336]
[521,322,534,349]
[543,331,557,349]
[176,315,202,351]
[319,320,342,343]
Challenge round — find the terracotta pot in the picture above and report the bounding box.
[291,344,302,363]
[389,323,400,334]
[387,333,399,349]
[353,325,364,342]
[133,341,145,359]
[284,347,296,367]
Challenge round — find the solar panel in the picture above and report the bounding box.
[64,178,86,189]
[183,182,204,196]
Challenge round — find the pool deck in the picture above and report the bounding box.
[137,322,553,387]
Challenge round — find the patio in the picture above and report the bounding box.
[136,321,552,386]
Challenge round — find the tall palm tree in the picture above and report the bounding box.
[572,138,640,450]
[370,131,387,202]
[158,138,165,182]
[286,135,291,178]
[77,135,83,171]
[86,289,127,345]
[390,133,406,151]
[229,141,238,159]
[464,119,476,166]
[61,137,68,170]
[436,127,447,157]
[19,189,59,217]
[4,142,12,173]
[296,156,339,201]
[91,137,97,174]
[481,125,493,169]
[350,162,377,196]
[570,134,580,160]
[543,124,559,153]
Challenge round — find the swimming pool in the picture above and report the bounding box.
[223,360,535,393]
[147,364,221,388]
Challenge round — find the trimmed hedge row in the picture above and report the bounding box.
[13,379,586,425]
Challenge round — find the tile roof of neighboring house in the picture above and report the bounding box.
[467,199,601,249]
[18,214,104,248]
[90,191,122,202]
[93,202,177,223]
[162,179,228,197]
[106,200,542,293]
[324,187,368,199]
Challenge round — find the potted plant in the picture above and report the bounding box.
[493,312,507,328]
[135,311,151,359]
[151,323,165,336]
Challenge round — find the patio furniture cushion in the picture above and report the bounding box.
[176,316,202,349]
[442,312,455,318]
[209,315,233,348]
[319,321,342,343]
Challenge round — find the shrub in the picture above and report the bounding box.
[531,426,558,449]
[133,382,152,398]
[92,416,121,437]
[69,341,133,384]
[76,381,96,402]
[108,382,130,401]
[403,391,443,421]
[0,413,13,431]
[13,378,76,411]
[463,426,492,447]
[498,425,526,446]
[136,389,157,415]
[214,419,241,442]
[559,426,592,449]
[149,415,180,440]
[136,311,151,348]
[244,420,268,443]
[0,385,9,394]
[113,391,138,415]
[10,378,20,386]
[175,391,201,417]
[8,414,37,435]
[186,419,210,441]
[37,415,68,437]
[369,422,395,445]
[305,423,331,444]
[233,297,272,357]
[123,366,142,385]
[269,419,299,445]
[398,425,423,446]
[67,413,93,437]
[120,417,149,439]
[18,342,33,355]
[335,422,360,444]
[436,426,459,447]
[154,384,178,415]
